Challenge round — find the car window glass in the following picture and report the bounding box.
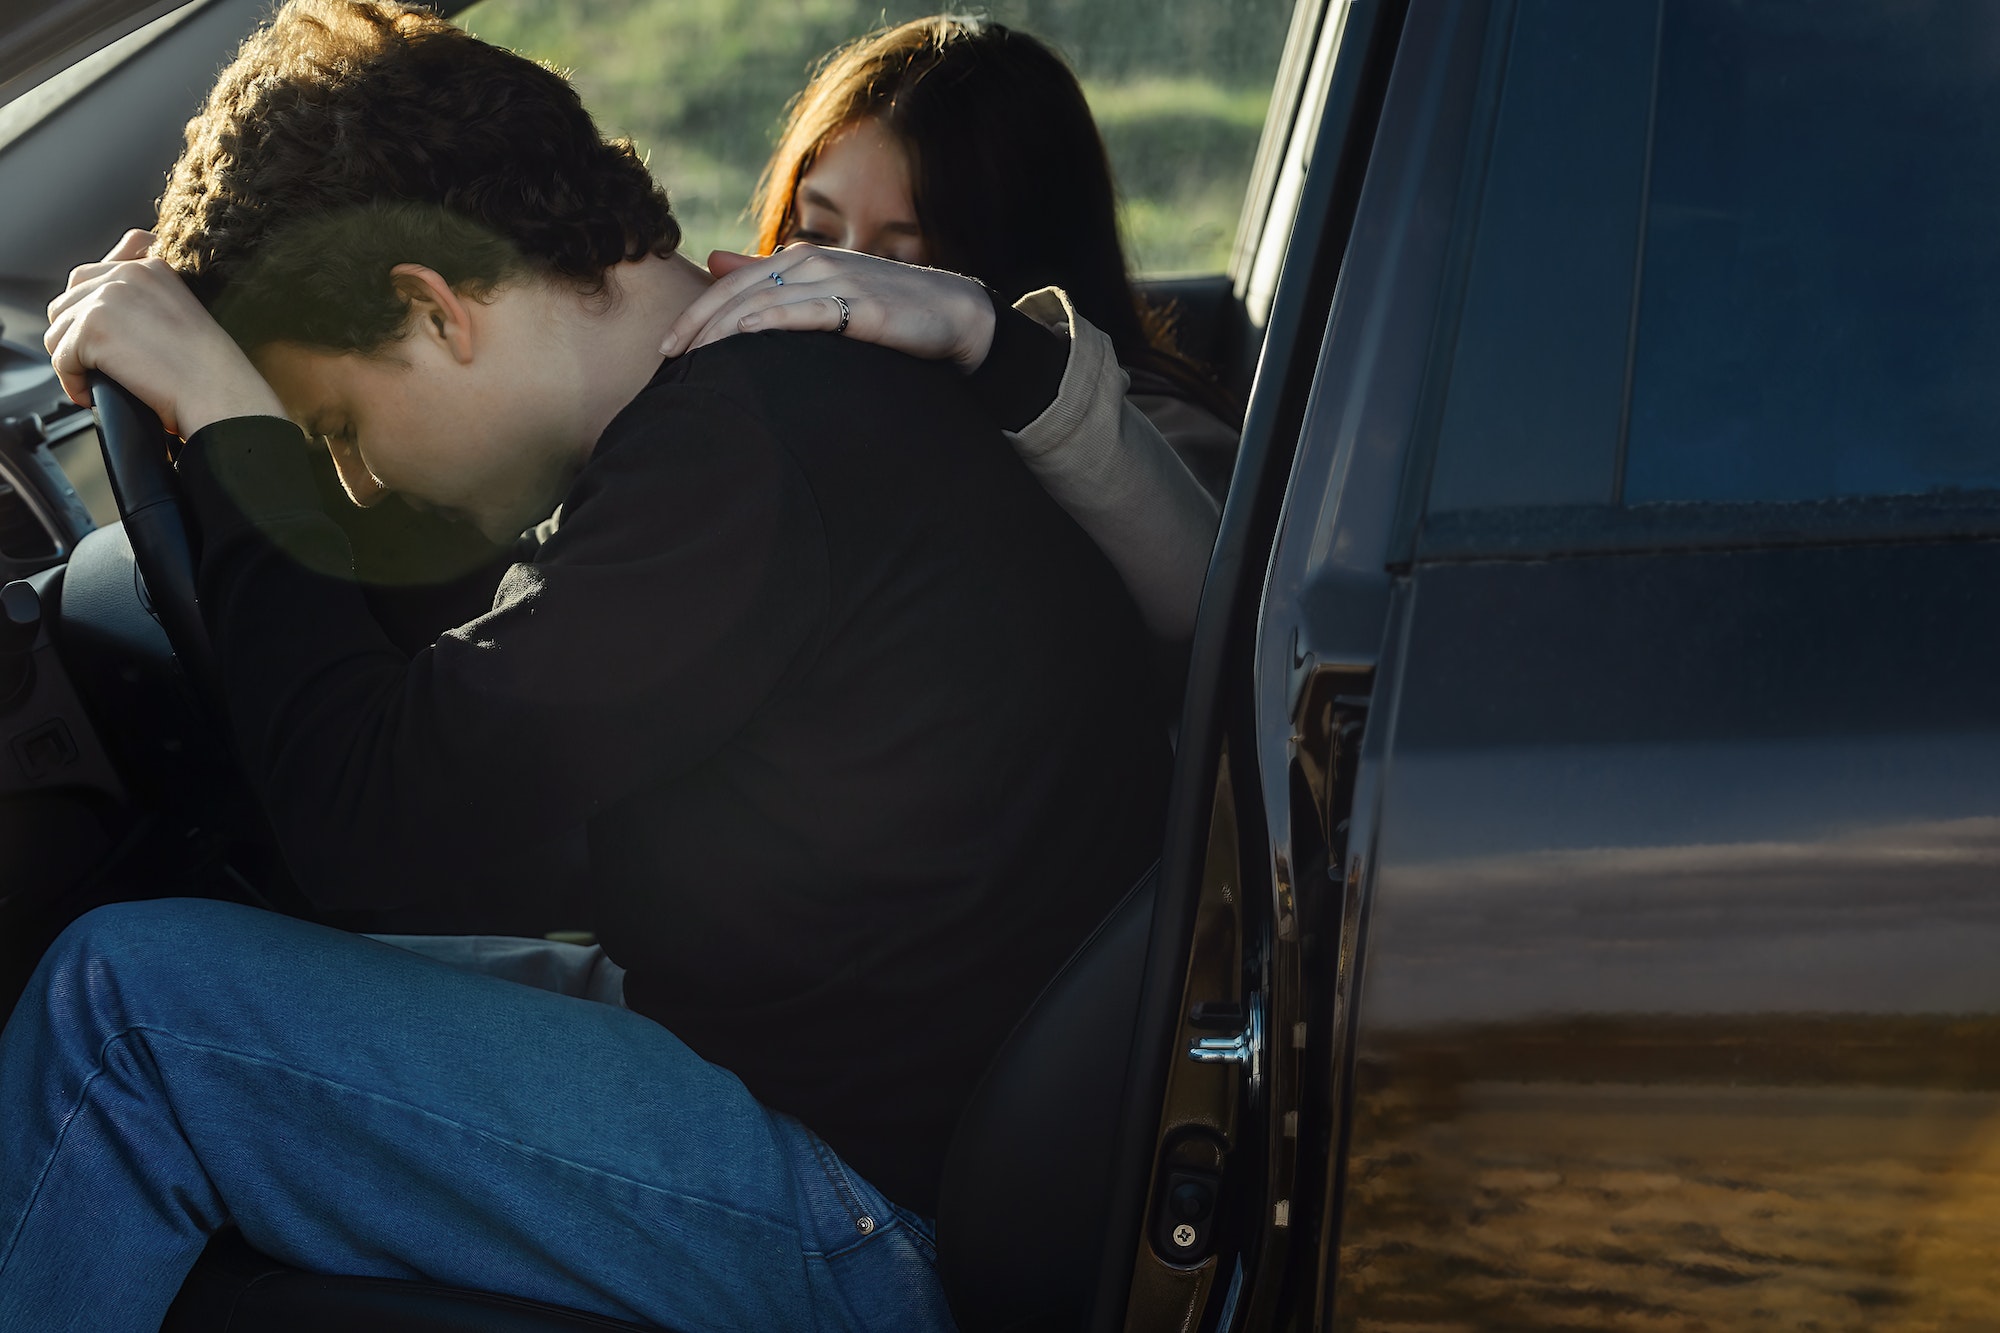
[1623,1,2000,504]
[1424,0,2000,521]
[1424,0,1653,513]
[454,0,1295,276]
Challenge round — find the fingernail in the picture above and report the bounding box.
[659,331,681,356]
[740,315,763,331]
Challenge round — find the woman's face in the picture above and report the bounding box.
[785,119,929,264]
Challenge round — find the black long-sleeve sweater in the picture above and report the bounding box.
[176,317,1169,1214]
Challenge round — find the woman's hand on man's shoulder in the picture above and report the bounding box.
[661,244,996,374]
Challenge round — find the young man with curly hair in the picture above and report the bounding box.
[0,2,1170,1328]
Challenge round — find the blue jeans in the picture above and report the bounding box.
[0,898,958,1333]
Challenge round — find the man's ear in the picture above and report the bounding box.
[389,264,477,365]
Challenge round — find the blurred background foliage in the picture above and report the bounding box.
[457,0,1294,276]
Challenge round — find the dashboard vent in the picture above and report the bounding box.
[0,479,55,563]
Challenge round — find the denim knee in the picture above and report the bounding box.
[30,898,245,1037]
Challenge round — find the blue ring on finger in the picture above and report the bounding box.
[770,271,785,287]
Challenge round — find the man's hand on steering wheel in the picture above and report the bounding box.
[44,229,285,439]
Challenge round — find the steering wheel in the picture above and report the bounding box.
[88,372,226,715]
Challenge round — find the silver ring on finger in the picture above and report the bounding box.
[831,294,851,336]
[770,271,785,287]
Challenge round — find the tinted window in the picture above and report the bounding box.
[1425,0,2000,520]
[1626,1,2000,504]
[1425,0,1653,512]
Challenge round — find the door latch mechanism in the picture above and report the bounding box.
[1187,989,1262,1092]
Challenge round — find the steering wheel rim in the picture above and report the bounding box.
[88,372,225,715]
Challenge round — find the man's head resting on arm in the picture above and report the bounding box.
[147,0,697,540]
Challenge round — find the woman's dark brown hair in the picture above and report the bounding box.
[751,16,1235,422]
[153,0,679,354]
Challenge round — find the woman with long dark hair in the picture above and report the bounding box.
[667,16,1236,643]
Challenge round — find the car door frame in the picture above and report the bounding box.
[1088,0,1495,1327]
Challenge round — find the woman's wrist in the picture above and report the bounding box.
[963,289,1069,430]
[947,276,997,372]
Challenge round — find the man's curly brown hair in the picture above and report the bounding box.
[153,0,679,354]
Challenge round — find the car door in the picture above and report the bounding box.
[1246,0,2000,1327]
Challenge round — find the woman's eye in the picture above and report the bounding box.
[787,226,832,245]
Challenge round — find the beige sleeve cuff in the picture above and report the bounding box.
[1006,287,1220,642]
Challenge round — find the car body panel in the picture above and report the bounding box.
[1337,541,2000,1326]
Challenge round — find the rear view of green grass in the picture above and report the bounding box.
[458,0,1293,276]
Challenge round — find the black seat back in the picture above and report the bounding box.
[935,864,1159,1331]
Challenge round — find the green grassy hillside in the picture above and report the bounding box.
[457,0,1292,275]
